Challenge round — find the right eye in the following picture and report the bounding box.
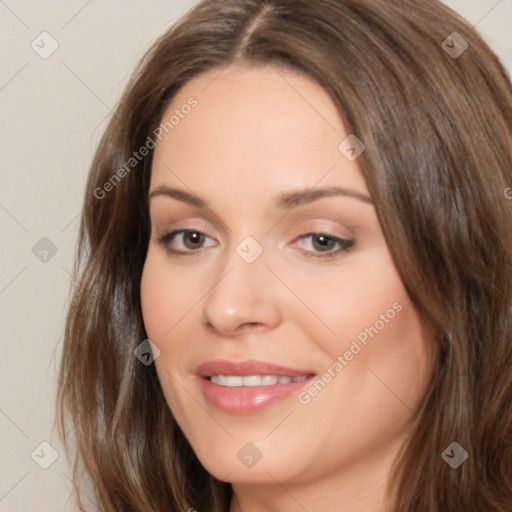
[157,229,217,255]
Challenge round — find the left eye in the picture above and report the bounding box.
[294,233,354,257]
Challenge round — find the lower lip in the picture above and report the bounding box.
[200,377,314,414]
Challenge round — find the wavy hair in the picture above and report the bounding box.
[57,0,512,510]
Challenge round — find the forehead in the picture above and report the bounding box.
[151,64,368,198]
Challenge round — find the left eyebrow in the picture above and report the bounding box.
[276,186,373,208]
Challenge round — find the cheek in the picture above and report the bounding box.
[140,252,196,341]
[285,246,414,354]
[292,246,433,417]
[140,256,168,341]
[140,253,194,412]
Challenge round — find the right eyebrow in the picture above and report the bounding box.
[148,186,208,208]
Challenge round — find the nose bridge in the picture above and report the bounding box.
[201,236,282,336]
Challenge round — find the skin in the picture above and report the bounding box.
[140,64,435,512]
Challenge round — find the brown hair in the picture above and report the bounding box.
[57,0,512,510]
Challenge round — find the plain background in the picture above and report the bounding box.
[1,1,511,510]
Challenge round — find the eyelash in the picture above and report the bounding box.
[156,229,355,260]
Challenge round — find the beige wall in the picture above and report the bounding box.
[1,1,510,510]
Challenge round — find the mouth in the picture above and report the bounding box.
[196,360,316,414]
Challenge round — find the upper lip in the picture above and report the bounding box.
[197,360,315,378]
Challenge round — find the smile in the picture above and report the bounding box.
[197,360,315,413]
[209,375,309,386]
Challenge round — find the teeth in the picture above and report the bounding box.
[261,375,278,385]
[209,375,309,387]
[225,376,243,386]
[242,375,263,386]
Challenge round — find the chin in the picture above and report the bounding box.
[193,442,299,484]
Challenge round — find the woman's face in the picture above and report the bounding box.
[141,64,434,492]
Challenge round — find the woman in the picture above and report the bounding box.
[57,0,512,510]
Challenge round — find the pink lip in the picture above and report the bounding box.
[197,360,315,414]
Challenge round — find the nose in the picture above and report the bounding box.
[201,249,283,337]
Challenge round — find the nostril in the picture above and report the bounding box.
[235,322,265,334]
